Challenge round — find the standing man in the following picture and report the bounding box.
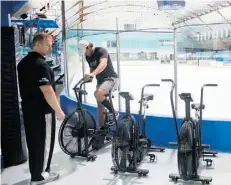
[78,40,119,130]
[17,33,64,185]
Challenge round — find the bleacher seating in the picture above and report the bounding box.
[54,72,64,84]
[46,59,64,85]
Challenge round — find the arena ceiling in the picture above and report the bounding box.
[12,0,231,43]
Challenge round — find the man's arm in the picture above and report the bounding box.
[91,58,107,76]
[40,85,63,113]
[36,62,63,114]
[91,48,108,76]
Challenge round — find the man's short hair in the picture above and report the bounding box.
[32,33,52,48]
[88,43,93,48]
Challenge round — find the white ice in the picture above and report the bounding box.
[66,52,231,121]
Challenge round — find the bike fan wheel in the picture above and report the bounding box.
[58,110,96,157]
[111,138,132,172]
[178,121,194,181]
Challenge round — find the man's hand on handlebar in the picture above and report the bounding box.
[84,73,94,82]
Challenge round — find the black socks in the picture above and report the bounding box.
[101,98,113,113]
[100,98,114,130]
[100,126,105,130]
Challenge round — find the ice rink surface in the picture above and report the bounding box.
[67,57,231,121]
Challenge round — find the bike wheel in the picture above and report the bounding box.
[111,138,131,172]
[58,109,96,157]
[178,120,194,181]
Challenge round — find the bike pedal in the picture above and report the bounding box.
[105,136,112,141]
[148,154,156,162]
[138,169,149,177]
[204,159,213,167]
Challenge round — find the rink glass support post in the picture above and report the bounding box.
[174,27,178,117]
[61,0,70,96]
[8,13,11,26]
[79,1,87,103]
[116,17,122,111]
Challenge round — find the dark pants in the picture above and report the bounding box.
[22,103,56,181]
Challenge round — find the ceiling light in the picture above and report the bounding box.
[20,13,28,19]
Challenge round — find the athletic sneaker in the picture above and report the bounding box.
[30,172,59,185]
[108,111,119,124]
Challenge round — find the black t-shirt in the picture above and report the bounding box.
[17,52,55,114]
[85,47,118,84]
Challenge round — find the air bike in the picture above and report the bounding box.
[58,77,117,161]
[168,81,218,158]
[138,85,165,153]
[111,83,162,176]
[162,79,218,184]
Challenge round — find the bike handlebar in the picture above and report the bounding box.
[204,84,218,87]
[161,79,175,89]
[140,84,160,101]
[198,83,218,147]
[144,84,160,87]
[161,79,174,83]
[73,76,93,90]
[161,79,179,140]
[140,83,160,102]
[138,83,160,137]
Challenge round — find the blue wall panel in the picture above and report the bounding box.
[1,1,27,27]
[1,1,11,27]
[60,92,231,153]
[201,120,231,152]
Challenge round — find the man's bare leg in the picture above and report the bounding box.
[95,89,106,128]
[95,87,118,128]
[97,102,105,128]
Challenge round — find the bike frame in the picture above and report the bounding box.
[161,79,179,142]
[73,77,93,157]
[138,84,160,138]
[72,77,118,158]
[163,79,217,182]
[198,84,218,157]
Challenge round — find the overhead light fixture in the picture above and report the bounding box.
[20,13,28,19]
[40,6,46,11]
[36,13,47,18]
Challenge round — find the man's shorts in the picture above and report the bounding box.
[96,77,119,95]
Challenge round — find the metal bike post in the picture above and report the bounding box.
[61,0,70,96]
[80,1,87,103]
[174,27,178,117]
[116,17,122,111]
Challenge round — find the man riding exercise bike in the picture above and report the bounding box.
[78,40,119,129]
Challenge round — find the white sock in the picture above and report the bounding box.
[41,172,50,180]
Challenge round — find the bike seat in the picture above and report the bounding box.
[179,93,193,102]
[139,93,154,103]
[139,138,148,145]
[192,103,205,110]
[119,92,134,100]
[105,93,115,98]
[105,90,116,98]
[74,88,88,95]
